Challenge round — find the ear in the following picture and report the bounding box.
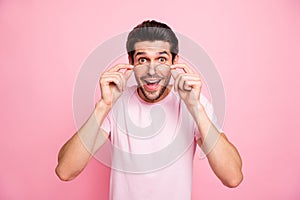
[173,54,179,64]
[128,55,134,65]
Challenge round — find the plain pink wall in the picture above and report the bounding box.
[1,0,299,199]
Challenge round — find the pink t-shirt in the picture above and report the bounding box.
[98,86,220,200]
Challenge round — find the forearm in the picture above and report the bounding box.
[55,100,110,181]
[191,103,243,188]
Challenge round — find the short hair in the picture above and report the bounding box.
[126,20,179,63]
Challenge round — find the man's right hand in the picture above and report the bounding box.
[99,64,133,108]
[55,64,133,181]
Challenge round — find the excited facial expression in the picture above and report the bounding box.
[131,41,178,103]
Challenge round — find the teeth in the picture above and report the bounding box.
[145,80,160,84]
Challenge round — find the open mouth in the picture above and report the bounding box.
[143,79,161,91]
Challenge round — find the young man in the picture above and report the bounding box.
[56,20,243,200]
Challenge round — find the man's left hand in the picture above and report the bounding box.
[171,64,202,110]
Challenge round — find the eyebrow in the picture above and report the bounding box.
[158,51,169,56]
[134,51,170,57]
[135,52,146,57]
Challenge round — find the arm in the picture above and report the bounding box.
[191,103,243,188]
[55,64,133,181]
[171,64,243,188]
[55,101,110,181]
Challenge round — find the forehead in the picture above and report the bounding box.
[134,41,171,54]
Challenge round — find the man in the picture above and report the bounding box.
[56,20,243,199]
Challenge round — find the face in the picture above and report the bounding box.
[131,41,178,103]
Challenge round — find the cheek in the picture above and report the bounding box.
[159,68,171,77]
[133,69,145,80]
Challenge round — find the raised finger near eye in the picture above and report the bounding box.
[115,72,126,91]
[179,75,201,91]
[101,76,122,91]
[104,73,124,91]
[183,80,201,91]
[119,73,126,91]
[108,64,134,72]
[174,73,183,92]
[171,63,194,73]
[124,69,133,81]
[178,74,186,91]
[170,67,179,80]
[182,73,201,80]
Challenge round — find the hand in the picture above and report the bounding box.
[99,64,133,108]
[171,64,202,109]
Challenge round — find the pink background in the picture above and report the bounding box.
[1,0,299,199]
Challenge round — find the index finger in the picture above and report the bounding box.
[123,68,133,80]
[170,63,194,73]
[107,64,134,72]
[170,65,179,79]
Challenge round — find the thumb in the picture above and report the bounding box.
[170,65,179,80]
[124,68,133,80]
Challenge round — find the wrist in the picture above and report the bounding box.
[95,100,112,115]
[187,101,205,118]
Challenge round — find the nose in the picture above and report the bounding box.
[148,63,156,76]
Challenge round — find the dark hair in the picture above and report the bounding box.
[126,20,179,63]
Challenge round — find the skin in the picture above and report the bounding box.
[131,41,174,103]
[55,40,243,188]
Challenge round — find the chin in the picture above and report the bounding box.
[139,85,166,102]
[145,93,161,101]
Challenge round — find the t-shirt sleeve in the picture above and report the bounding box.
[194,94,223,141]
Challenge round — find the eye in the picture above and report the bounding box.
[158,57,166,63]
[138,58,147,64]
